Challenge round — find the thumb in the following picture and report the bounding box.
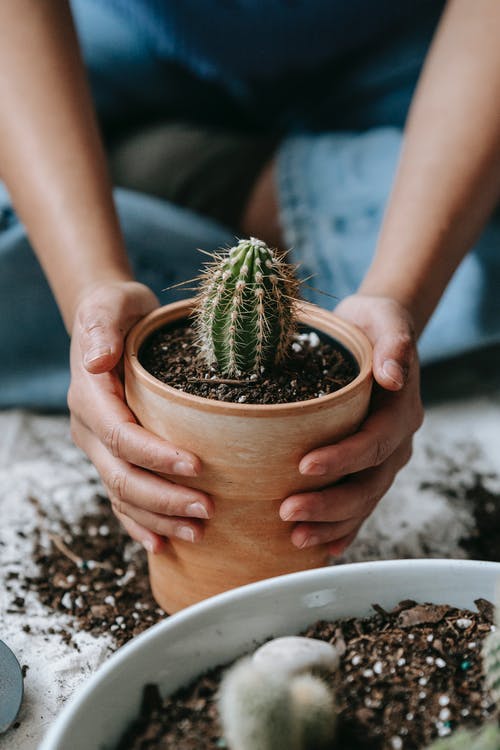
[372,324,416,392]
[335,294,418,393]
[75,282,158,374]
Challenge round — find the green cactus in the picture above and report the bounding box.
[218,658,336,750]
[194,237,300,376]
[425,591,500,750]
[483,599,500,705]
[424,724,500,750]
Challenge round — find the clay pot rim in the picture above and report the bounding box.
[125,298,372,417]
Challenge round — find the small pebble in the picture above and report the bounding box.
[418,677,427,686]
[351,655,361,666]
[438,695,450,707]
[426,634,434,642]
[61,592,72,609]
[425,656,434,665]
[439,708,451,722]
[99,525,110,536]
[363,669,374,678]
[373,661,383,675]
[456,618,472,629]
[435,658,446,668]
[397,658,406,667]
[437,726,451,738]
[390,737,403,750]
[104,595,116,606]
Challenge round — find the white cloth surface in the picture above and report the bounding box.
[1,374,500,748]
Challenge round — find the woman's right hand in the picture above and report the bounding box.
[67,280,214,553]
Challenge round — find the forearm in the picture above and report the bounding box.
[0,0,132,331]
[360,0,500,336]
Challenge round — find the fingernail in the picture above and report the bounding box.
[280,505,308,522]
[299,460,326,476]
[172,460,198,477]
[142,539,154,553]
[84,346,111,366]
[382,359,405,388]
[298,535,320,549]
[187,501,209,519]
[176,526,195,543]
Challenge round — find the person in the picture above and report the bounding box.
[0,1,499,557]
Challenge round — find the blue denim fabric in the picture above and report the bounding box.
[277,129,500,363]
[0,183,232,410]
[1,0,497,411]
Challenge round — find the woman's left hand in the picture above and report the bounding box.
[279,294,424,556]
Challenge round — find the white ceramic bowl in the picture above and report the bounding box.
[38,559,500,750]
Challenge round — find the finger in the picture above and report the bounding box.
[328,523,364,557]
[111,497,205,542]
[75,421,213,519]
[283,439,413,524]
[290,516,362,549]
[335,295,417,392]
[112,505,165,554]
[69,371,202,476]
[372,330,416,392]
[75,282,157,374]
[299,389,421,479]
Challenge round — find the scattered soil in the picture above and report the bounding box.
[139,321,358,404]
[420,470,500,563]
[9,495,164,649]
[115,600,497,750]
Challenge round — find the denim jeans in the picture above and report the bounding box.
[1,0,498,410]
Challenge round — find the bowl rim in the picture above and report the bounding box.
[38,558,500,750]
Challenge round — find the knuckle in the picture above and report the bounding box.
[102,422,126,458]
[108,468,128,500]
[413,401,425,432]
[111,498,126,519]
[371,435,393,467]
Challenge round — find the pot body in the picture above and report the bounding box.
[39,560,500,750]
[124,299,372,612]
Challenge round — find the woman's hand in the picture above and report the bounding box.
[68,280,213,553]
[279,294,424,556]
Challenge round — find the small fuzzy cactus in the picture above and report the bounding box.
[194,237,300,376]
[482,601,500,704]
[425,589,500,750]
[424,724,500,750]
[218,636,339,750]
[218,659,336,750]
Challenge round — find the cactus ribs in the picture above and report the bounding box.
[140,238,358,405]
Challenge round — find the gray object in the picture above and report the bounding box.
[0,640,23,733]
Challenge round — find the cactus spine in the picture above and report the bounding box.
[194,237,300,376]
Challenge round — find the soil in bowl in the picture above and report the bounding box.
[138,320,358,405]
[115,598,496,750]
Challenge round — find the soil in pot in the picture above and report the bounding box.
[138,320,358,405]
[115,599,496,750]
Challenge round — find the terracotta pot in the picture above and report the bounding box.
[124,298,372,613]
